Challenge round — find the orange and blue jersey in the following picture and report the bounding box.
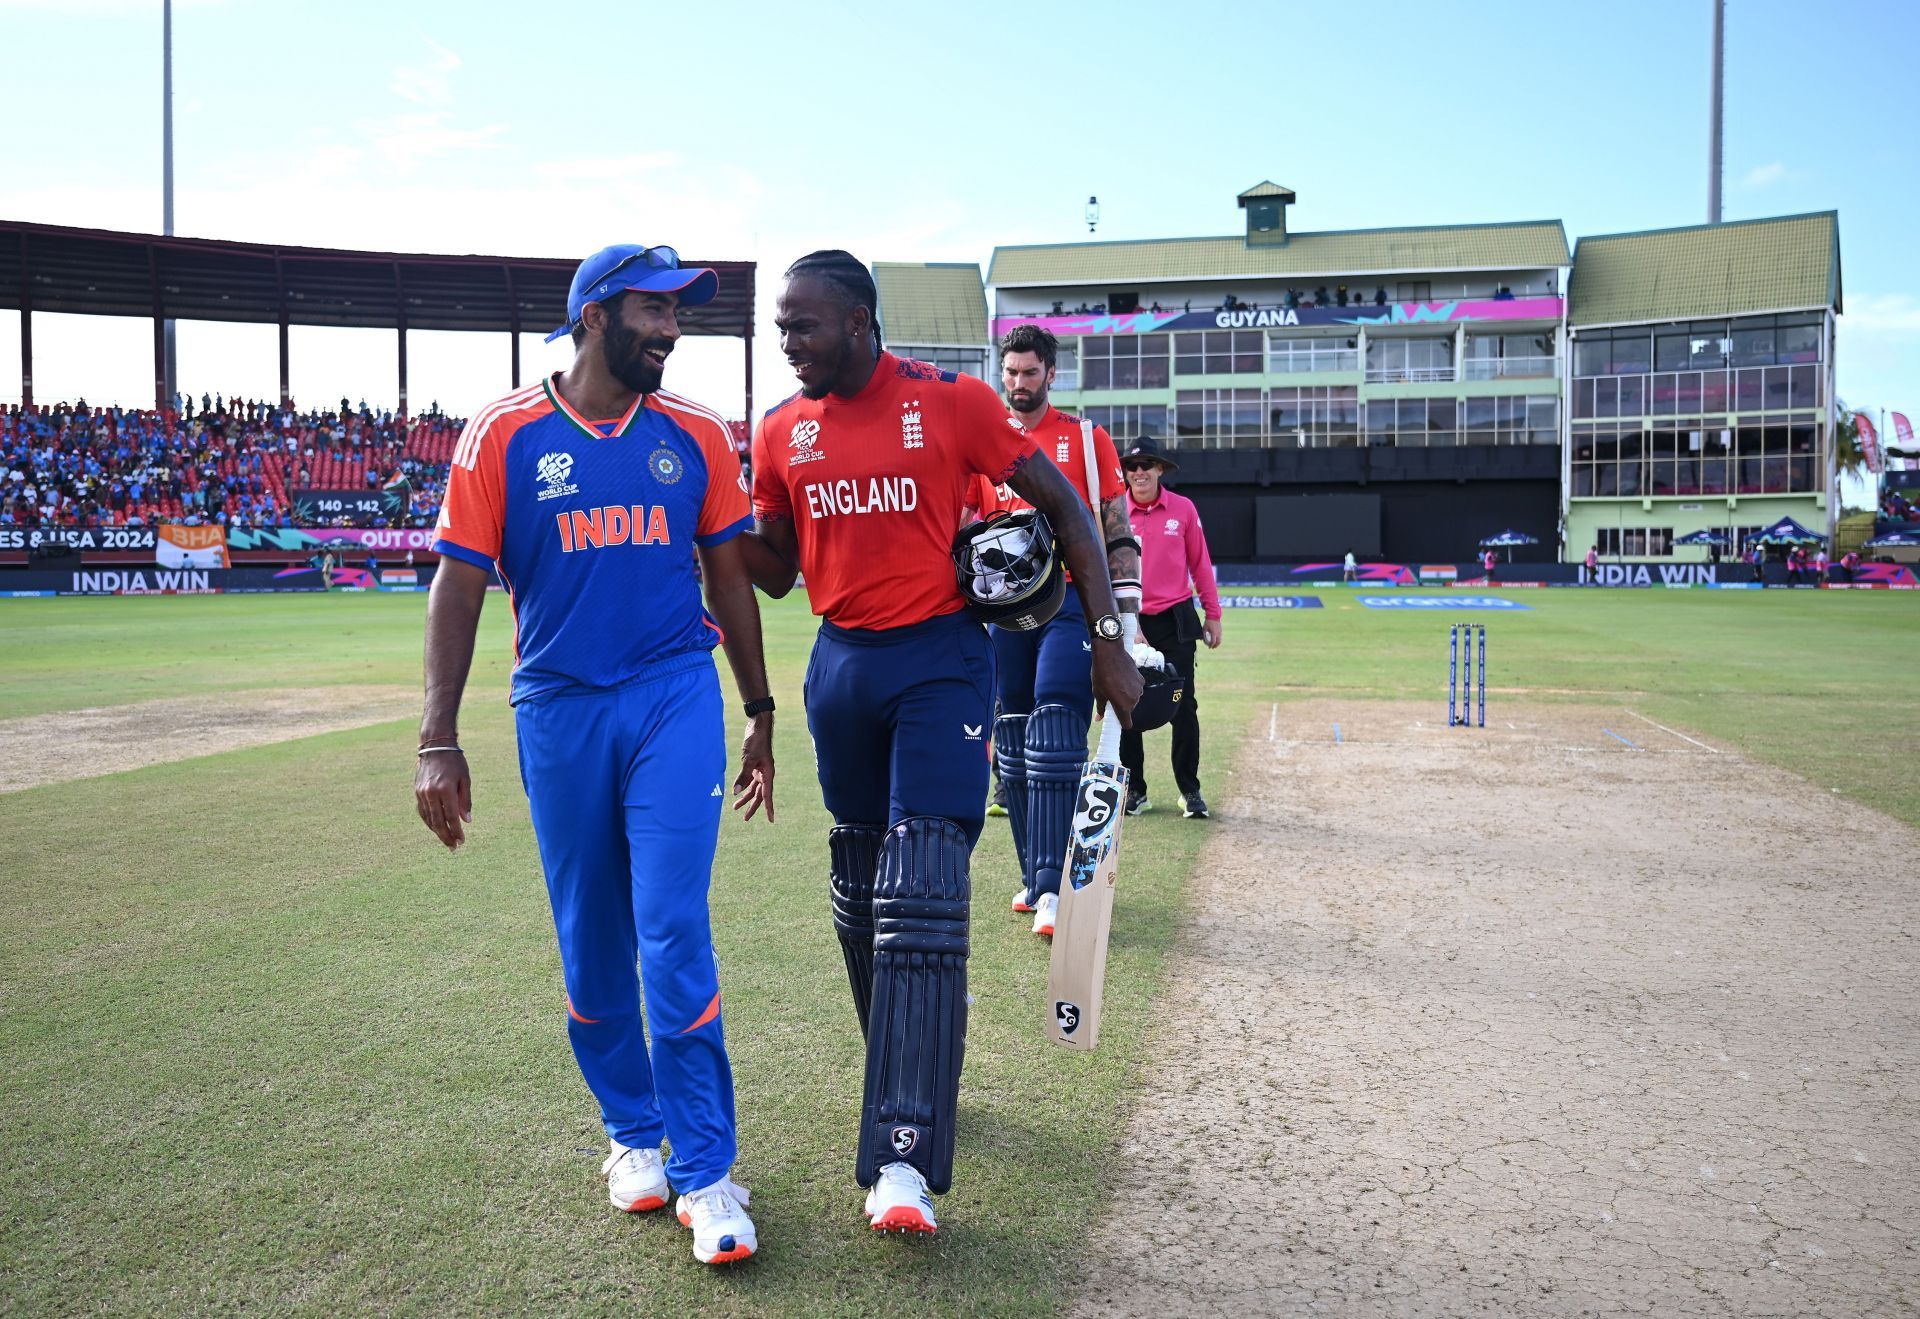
[434,373,750,705]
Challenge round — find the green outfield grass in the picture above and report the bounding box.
[1,586,1915,1316]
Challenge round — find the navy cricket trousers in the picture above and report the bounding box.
[804,610,996,842]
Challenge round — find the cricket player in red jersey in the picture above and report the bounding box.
[737,252,1141,1235]
[413,243,773,1265]
[962,324,1146,939]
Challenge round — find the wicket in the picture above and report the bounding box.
[1448,624,1486,727]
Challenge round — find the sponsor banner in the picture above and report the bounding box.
[0,526,159,552]
[289,487,408,527]
[1856,412,1884,473]
[228,525,439,553]
[991,296,1561,340]
[1218,595,1324,609]
[157,524,230,569]
[1294,561,1418,586]
[1891,412,1916,455]
[1358,595,1533,611]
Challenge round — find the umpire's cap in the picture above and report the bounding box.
[1120,435,1178,472]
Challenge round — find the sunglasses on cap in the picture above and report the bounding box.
[597,245,681,284]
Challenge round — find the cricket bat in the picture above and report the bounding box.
[1045,712,1128,1050]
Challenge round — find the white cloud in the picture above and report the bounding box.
[1741,161,1787,188]
[390,37,461,107]
[361,113,506,174]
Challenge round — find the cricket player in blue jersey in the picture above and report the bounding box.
[413,243,773,1266]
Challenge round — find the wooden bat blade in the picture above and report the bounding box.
[1046,718,1128,1050]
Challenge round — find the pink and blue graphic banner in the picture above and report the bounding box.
[992,296,1561,339]
[228,526,439,553]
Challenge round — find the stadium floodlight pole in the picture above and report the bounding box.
[1707,0,1724,224]
[161,0,177,407]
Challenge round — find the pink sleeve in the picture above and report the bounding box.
[1185,501,1220,619]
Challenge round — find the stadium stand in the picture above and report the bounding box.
[1,397,462,530]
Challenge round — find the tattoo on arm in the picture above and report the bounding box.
[1102,498,1141,603]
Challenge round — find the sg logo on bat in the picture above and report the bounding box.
[1054,1001,1082,1036]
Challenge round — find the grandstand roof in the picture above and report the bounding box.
[1567,212,1841,326]
[873,262,987,346]
[0,219,755,338]
[987,220,1570,287]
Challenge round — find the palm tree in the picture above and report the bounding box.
[1833,399,1868,478]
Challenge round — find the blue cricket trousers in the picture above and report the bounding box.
[514,652,736,1192]
[989,588,1093,722]
[805,611,996,842]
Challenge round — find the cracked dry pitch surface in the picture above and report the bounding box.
[0,686,420,793]
[1070,701,1920,1318]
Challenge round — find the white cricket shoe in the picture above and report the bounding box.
[675,1176,756,1264]
[600,1140,667,1213]
[1032,891,1059,939]
[1011,886,1035,914]
[864,1161,937,1235]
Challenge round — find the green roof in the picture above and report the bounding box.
[1567,211,1841,326]
[987,221,1569,286]
[1237,181,1295,202]
[873,261,986,345]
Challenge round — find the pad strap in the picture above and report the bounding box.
[829,825,883,1036]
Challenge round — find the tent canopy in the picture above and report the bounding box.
[1478,529,1539,547]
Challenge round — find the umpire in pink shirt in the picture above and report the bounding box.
[1119,438,1222,820]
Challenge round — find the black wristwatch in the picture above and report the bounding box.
[1091,613,1124,643]
[743,696,776,718]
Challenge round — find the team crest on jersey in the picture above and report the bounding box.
[1163,518,1182,535]
[648,447,683,485]
[1055,441,1071,465]
[901,400,924,449]
[789,418,825,464]
[535,451,579,502]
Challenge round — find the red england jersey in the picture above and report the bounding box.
[964,405,1122,522]
[752,353,1038,630]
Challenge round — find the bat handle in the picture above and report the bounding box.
[1094,707,1123,762]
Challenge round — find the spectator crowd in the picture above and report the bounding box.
[1,393,464,531]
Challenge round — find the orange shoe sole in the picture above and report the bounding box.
[1011,899,1034,913]
[622,1194,667,1213]
[1036,924,1054,939]
[869,1206,937,1235]
[701,1243,755,1264]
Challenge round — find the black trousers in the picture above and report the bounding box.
[1120,604,1202,798]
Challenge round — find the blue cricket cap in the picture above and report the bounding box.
[544,243,719,343]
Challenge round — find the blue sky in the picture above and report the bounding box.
[1,0,1915,426]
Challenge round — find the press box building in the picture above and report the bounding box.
[870,186,1841,564]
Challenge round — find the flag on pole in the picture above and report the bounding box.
[1891,412,1917,456]
[1856,412,1884,473]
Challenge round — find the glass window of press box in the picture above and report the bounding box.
[1594,527,1675,557]
[1078,334,1170,390]
[1267,333,1360,374]
[1264,387,1360,446]
[1569,421,1823,498]
[1365,335,1455,384]
[1081,404,1170,441]
[1173,330,1265,376]
[1571,314,1823,418]
[1463,331,1556,380]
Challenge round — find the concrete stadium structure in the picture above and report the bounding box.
[873,186,1841,565]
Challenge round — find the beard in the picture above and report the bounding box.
[1007,386,1047,415]
[604,315,671,396]
[796,331,854,400]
